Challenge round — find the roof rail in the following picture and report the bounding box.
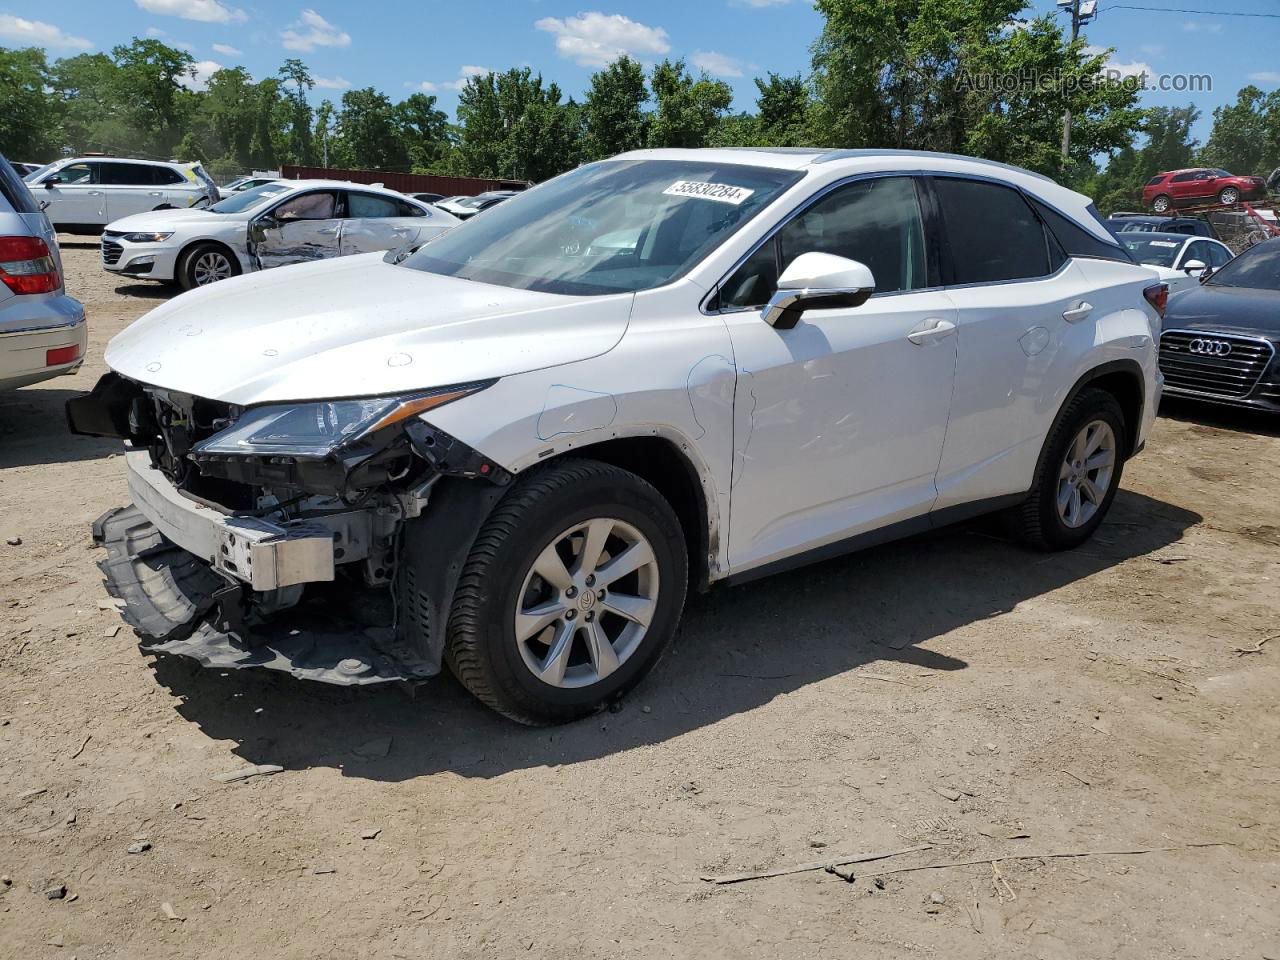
[810,148,1055,183]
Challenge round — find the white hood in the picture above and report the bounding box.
[107,207,238,231]
[104,253,633,406]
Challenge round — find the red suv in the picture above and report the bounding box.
[1143,167,1267,212]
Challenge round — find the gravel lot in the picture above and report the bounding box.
[2,240,1278,959]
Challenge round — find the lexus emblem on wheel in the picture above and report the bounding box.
[1188,338,1232,356]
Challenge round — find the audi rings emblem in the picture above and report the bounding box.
[1188,338,1232,356]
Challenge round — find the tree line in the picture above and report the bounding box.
[0,0,1275,210]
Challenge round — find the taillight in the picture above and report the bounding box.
[1143,282,1169,318]
[0,236,61,295]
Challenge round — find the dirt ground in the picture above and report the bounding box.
[2,241,1278,960]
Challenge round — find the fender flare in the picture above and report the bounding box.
[1044,358,1148,472]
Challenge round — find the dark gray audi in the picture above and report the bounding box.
[1159,237,1280,411]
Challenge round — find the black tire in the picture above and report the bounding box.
[446,458,688,725]
[177,242,240,291]
[1151,194,1171,213]
[1011,387,1127,551]
[1218,187,1240,206]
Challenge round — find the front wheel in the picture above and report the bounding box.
[446,459,688,725]
[177,242,239,290]
[1011,388,1127,551]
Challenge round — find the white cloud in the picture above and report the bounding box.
[406,80,439,92]
[442,64,493,91]
[212,42,241,55]
[1083,44,1150,81]
[145,25,167,37]
[1180,20,1222,33]
[534,12,670,68]
[1250,71,1280,86]
[134,0,246,25]
[314,75,350,90]
[1139,43,1163,56]
[0,14,91,49]
[180,58,223,91]
[691,50,743,78]
[281,8,351,52]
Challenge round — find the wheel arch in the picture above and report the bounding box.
[547,435,716,593]
[1058,359,1147,460]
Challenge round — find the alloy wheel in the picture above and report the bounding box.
[1220,188,1239,205]
[192,251,233,285]
[1056,419,1116,529]
[513,517,660,689]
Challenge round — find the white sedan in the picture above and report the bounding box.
[100,180,459,290]
[1119,231,1235,294]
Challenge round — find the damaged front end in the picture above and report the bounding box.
[70,373,512,686]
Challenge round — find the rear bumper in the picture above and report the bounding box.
[0,302,87,390]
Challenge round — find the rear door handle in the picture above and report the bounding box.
[907,317,956,345]
[1062,302,1093,324]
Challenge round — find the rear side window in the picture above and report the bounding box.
[152,166,186,185]
[347,193,401,218]
[0,155,39,214]
[934,178,1050,284]
[1146,175,1166,186]
[1028,197,1133,263]
[100,163,155,186]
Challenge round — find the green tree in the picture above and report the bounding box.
[582,56,649,161]
[108,38,196,156]
[394,92,452,171]
[277,58,315,165]
[647,59,733,149]
[755,72,810,147]
[453,68,582,179]
[314,98,338,167]
[47,52,120,154]
[336,86,403,169]
[0,47,59,159]
[199,66,258,168]
[1200,86,1280,176]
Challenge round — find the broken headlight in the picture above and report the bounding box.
[192,383,492,459]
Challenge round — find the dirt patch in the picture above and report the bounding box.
[1,243,1278,959]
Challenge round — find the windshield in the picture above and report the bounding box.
[1121,235,1183,267]
[1207,241,1280,291]
[403,160,800,295]
[209,182,291,214]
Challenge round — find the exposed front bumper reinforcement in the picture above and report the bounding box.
[94,505,427,686]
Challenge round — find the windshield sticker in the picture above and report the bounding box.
[663,180,755,205]
[1149,240,1179,247]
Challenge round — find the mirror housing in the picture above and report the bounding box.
[1182,258,1206,275]
[761,252,876,329]
[42,178,57,189]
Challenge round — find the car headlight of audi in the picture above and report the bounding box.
[193,382,492,460]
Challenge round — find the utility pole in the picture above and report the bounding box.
[1060,0,1081,164]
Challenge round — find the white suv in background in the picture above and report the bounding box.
[25,157,218,234]
[73,148,1163,724]
[0,153,87,390]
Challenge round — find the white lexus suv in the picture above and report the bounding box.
[69,148,1164,724]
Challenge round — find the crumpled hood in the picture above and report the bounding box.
[104,253,634,405]
[107,208,237,231]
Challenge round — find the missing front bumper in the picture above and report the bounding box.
[94,505,434,686]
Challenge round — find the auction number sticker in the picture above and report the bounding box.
[1149,240,1179,247]
[663,180,755,205]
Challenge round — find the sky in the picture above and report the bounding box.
[1,0,1278,148]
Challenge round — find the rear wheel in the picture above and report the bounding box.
[1151,194,1171,213]
[1218,186,1240,206]
[1011,388,1127,551]
[446,459,688,725]
[178,242,239,290]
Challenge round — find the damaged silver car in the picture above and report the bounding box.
[70,149,1161,724]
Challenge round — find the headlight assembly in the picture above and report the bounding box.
[192,382,492,459]
[121,232,174,243]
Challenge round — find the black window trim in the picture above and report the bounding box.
[705,170,945,316]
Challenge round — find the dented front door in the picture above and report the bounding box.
[250,190,342,270]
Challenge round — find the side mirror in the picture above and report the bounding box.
[1182,258,1206,275]
[43,179,57,189]
[1199,266,1215,284]
[761,252,876,330]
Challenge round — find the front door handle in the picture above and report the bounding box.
[1062,302,1093,324]
[907,317,956,345]
[87,190,105,196]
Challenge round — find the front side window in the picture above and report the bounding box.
[49,163,95,185]
[1206,241,1280,291]
[402,159,800,296]
[1208,243,1233,269]
[1183,240,1211,267]
[720,175,927,309]
[934,178,1050,284]
[273,191,337,221]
